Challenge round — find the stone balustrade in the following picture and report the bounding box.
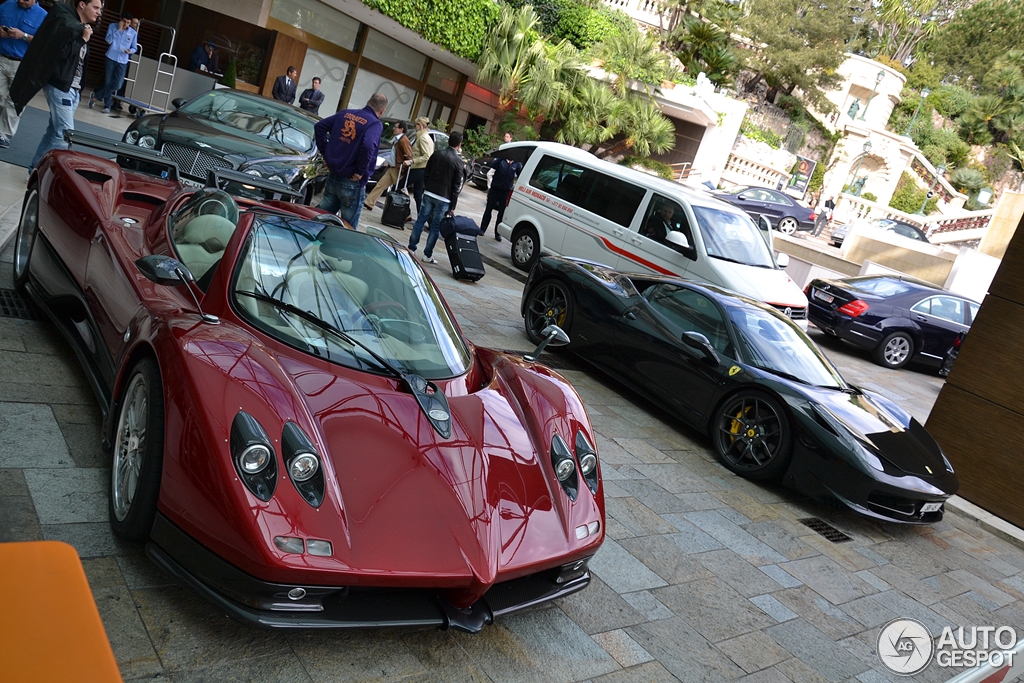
[834,193,994,239]
[720,154,790,190]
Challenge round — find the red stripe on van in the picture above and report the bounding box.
[599,236,677,276]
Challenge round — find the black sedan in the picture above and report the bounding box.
[122,89,326,203]
[806,275,979,371]
[522,256,958,523]
[713,187,815,235]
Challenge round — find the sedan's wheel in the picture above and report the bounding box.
[777,217,798,235]
[712,392,792,481]
[524,279,573,344]
[109,357,165,542]
[873,331,913,369]
[511,225,540,271]
[13,189,40,289]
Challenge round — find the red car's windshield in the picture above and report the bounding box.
[231,215,472,379]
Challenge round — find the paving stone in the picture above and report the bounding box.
[716,630,792,673]
[161,655,315,683]
[592,628,655,667]
[24,467,108,524]
[712,490,780,523]
[869,541,956,579]
[735,668,797,683]
[750,594,799,623]
[626,617,746,683]
[855,570,892,593]
[945,569,1017,608]
[632,463,713,494]
[867,564,947,605]
[876,590,957,634]
[619,534,714,585]
[0,467,28,495]
[799,533,879,573]
[116,552,177,590]
[682,510,787,565]
[604,516,635,540]
[773,586,864,640]
[0,493,41,542]
[675,492,729,510]
[853,546,890,566]
[92,585,164,680]
[697,549,787,597]
[453,608,618,683]
[595,436,643,466]
[0,402,73,468]
[614,438,675,464]
[780,556,877,605]
[620,590,675,622]
[81,555,128,590]
[744,521,820,561]
[613,479,692,514]
[759,564,803,589]
[589,660,681,683]
[773,657,832,683]
[999,574,1024,601]
[606,497,678,537]
[654,577,775,643]
[58,420,108,468]
[766,619,870,682]
[554,574,648,635]
[660,515,727,553]
[839,592,901,628]
[400,629,473,672]
[590,539,669,593]
[42,521,124,558]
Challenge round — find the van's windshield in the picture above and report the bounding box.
[691,205,776,269]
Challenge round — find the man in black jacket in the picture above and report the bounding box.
[272,66,297,105]
[12,0,102,171]
[407,130,464,264]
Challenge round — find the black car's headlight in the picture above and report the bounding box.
[282,422,325,507]
[124,129,139,144]
[231,412,278,501]
[575,430,599,494]
[551,434,578,501]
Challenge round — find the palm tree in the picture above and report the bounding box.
[595,98,676,158]
[670,15,737,86]
[554,78,620,148]
[591,29,676,100]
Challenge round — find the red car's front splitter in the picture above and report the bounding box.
[146,513,591,633]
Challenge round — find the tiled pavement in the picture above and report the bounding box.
[1,129,1022,682]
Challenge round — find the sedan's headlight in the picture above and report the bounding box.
[138,134,156,149]
[124,130,139,144]
[245,168,262,178]
[269,174,284,183]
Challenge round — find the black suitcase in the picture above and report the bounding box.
[381,170,411,229]
[444,232,485,282]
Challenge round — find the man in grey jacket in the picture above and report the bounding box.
[407,130,464,264]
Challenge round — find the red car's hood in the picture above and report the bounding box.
[276,349,601,588]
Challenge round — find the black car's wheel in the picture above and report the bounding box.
[524,278,574,344]
[873,331,913,369]
[511,225,540,271]
[777,217,798,235]
[13,188,39,290]
[109,357,165,542]
[712,391,793,481]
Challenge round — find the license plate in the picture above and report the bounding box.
[921,502,942,513]
[180,177,203,188]
[812,288,834,303]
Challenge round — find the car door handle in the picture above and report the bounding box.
[913,314,927,322]
[629,236,642,246]
[623,310,636,320]
[611,227,624,237]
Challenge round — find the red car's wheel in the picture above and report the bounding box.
[13,188,39,290]
[109,357,165,542]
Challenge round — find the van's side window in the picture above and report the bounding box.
[529,155,645,227]
[639,195,694,247]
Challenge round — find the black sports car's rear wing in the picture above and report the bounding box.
[65,130,180,181]
[205,168,302,203]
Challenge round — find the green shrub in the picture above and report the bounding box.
[889,171,939,214]
[921,144,948,166]
[808,159,826,193]
[362,0,499,61]
[983,146,1013,182]
[931,85,974,120]
[619,155,674,179]
[461,128,501,160]
[861,192,878,202]
[949,166,986,192]
[740,120,782,149]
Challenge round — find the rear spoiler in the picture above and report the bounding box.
[64,130,180,181]
[205,168,302,203]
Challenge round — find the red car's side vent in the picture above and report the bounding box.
[122,191,166,206]
[75,169,112,184]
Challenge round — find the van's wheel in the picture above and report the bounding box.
[511,225,539,271]
[524,278,574,344]
[13,188,39,290]
[109,357,165,542]
[778,217,798,235]
[873,331,913,369]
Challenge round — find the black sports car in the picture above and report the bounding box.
[522,256,958,523]
[713,187,816,235]
[121,89,326,203]
[806,275,979,371]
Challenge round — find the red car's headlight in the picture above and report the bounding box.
[231,412,277,501]
[282,422,325,507]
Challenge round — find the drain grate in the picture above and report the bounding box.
[0,289,37,320]
[799,517,853,543]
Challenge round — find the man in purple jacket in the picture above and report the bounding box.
[313,92,387,230]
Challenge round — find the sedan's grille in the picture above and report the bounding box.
[771,304,806,320]
[161,143,232,179]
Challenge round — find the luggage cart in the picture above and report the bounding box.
[113,24,177,118]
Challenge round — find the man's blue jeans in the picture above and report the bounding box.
[407,194,449,258]
[319,175,365,230]
[30,85,78,171]
[95,59,129,109]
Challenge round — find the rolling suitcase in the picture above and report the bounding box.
[445,231,485,282]
[381,169,411,229]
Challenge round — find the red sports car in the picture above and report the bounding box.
[13,135,604,632]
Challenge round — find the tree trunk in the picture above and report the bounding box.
[744,72,763,93]
[596,138,632,159]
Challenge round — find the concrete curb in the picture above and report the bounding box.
[946,495,1024,551]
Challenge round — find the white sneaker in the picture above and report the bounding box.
[421,255,437,264]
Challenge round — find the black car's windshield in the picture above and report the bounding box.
[232,215,471,379]
[692,205,776,268]
[728,305,846,389]
[181,91,315,152]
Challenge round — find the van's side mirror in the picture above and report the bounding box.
[681,331,719,365]
[665,231,696,260]
[757,214,775,251]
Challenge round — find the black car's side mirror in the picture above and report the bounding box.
[681,331,719,365]
[135,255,219,324]
[171,98,187,110]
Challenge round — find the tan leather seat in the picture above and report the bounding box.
[174,214,237,283]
